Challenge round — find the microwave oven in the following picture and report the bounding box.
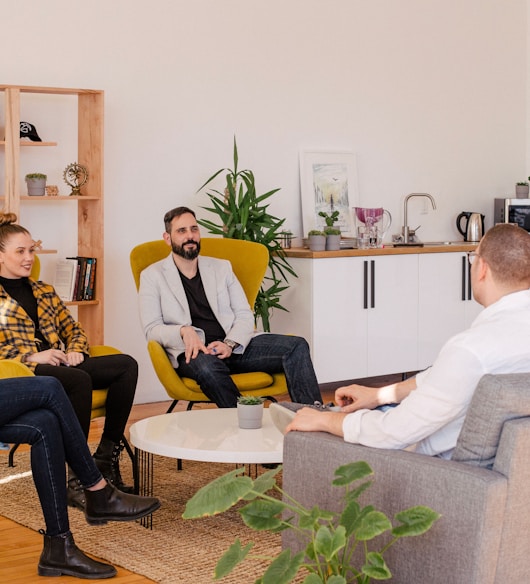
[494,198,530,232]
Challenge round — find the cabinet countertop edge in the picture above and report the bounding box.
[283,244,478,258]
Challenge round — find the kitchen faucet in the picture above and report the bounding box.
[402,193,437,243]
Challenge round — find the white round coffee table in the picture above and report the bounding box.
[130,408,284,521]
[130,408,283,464]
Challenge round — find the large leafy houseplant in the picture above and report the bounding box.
[197,138,296,332]
[183,461,440,583]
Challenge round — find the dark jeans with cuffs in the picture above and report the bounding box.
[176,333,322,408]
[0,376,103,536]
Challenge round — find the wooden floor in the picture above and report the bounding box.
[0,377,400,583]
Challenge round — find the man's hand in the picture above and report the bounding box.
[180,326,208,364]
[206,341,232,359]
[335,377,418,413]
[286,407,346,437]
[335,384,382,412]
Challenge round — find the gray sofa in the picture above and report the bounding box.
[282,373,530,583]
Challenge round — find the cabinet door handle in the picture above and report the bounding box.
[370,260,375,308]
[467,260,472,301]
[363,260,368,309]
[461,256,466,301]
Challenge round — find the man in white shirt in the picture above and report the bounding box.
[282,224,530,458]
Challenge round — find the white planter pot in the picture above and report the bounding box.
[237,403,264,429]
[26,177,46,196]
[325,234,341,251]
[516,184,529,199]
[308,235,326,251]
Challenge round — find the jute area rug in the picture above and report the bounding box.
[0,447,282,583]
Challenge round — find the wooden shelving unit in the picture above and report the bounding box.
[0,84,104,344]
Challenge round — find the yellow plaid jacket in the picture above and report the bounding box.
[0,279,89,371]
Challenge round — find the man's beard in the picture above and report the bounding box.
[172,239,201,260]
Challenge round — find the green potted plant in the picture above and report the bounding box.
[324,226,342,251]
[308,229,326,251]
[25,172,47,196]
[236,395,265,429]
[183,461,440,583]
[319,209,342,251]
[197,138,296,332]
[516,180,530,199]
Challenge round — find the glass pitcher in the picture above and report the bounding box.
[353,207,392,248]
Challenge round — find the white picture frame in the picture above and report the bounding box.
[299,150,359,237]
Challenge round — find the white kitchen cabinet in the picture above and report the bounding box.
[271,254,418,382]
[417,252,482,370]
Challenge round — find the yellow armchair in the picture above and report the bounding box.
[130,238,288,412]
[1,345,134,469]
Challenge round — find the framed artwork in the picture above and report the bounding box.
[299,150,358,236]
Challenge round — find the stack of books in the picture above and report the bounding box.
[54,257,97,302]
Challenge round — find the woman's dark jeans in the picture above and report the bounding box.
[36,353,138,443]
[0,376,103,536]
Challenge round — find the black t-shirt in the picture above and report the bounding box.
[178,268,225,344]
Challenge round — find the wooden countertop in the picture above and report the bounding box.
[282,243,478,259]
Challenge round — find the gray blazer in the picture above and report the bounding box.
[138,253,255,367]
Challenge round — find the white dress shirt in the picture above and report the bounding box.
[342,289,530,458]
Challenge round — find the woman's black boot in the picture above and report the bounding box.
[93,437,134,493]
[84,480,160,525]
[38,530,117,579]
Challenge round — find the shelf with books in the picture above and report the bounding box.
[1,84,104,344]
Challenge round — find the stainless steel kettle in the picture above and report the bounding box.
[456,212,485,242]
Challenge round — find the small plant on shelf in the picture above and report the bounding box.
[318,209,340,228]
[183,461,440,583]
[25,173,47,196]
[25,172,47,180]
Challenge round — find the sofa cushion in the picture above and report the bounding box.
[452,373,530,468]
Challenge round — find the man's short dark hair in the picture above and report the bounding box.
[163,207,196,233]
[480,223,530,286]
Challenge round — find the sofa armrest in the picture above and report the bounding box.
[283,431,506,584]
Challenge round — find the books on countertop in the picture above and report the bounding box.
[53,256,97,301]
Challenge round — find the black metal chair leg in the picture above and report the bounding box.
[8,443,20,467]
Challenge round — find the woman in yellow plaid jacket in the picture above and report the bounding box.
[0,213,137,507]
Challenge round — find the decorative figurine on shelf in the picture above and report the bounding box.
[45,185,59,196]
[63,162,88,196]
[32,239,43,251]
[20,121,42,142]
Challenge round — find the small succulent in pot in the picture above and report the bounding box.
[237,396,265,406]
[25,173,47,196]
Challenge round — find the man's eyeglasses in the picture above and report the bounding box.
[467,251,479,265]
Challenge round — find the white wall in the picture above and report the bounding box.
[1,0,527,402]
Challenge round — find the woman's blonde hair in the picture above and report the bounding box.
[0,212,30,252]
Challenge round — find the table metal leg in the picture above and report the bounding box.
[135,447,154,529]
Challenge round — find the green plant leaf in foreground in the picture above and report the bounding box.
[240,498,286,531]
[262,549,305,584]
[214,538,253,579]
[186,461,439,583]
[391,506,441,537]
[182,468,252,518]
[362,552,391,580]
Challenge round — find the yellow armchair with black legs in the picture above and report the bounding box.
[130,238,288,413]
[1,256,136,479]
[2,345,136,477]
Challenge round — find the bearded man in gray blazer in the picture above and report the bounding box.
[138,206,322,408]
